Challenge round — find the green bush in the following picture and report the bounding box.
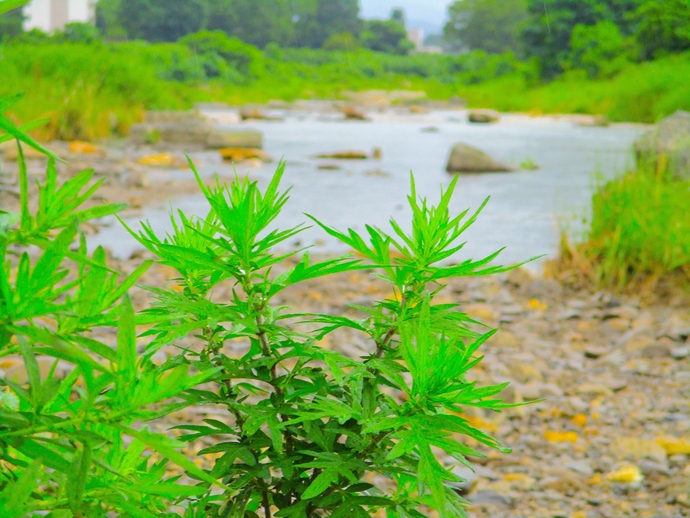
[0,92,529,515]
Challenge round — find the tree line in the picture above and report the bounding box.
[444,0,690,78]
[92,0,411,54]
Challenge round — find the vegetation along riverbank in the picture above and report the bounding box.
[1,0,689,140]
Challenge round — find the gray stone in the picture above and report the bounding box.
[468,110,500,124]
[446,143,515,173]
[672,346,690,360]
[206,129,263,149]
[634,111,690,179]
[565,460,594,477]
[467,490,513,506]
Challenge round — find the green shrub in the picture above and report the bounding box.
[0,92,529,515]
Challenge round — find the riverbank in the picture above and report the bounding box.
[1,40,688,141]
[2,121,689,517]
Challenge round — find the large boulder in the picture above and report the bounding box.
[634,111,690,179]
[446,143,515,173]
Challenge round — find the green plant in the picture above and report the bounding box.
[115,163,532,517]
[554,167,690,290]
[0,94,229,515]
[0,130,529,516]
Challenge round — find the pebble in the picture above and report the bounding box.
[671,346,690,360]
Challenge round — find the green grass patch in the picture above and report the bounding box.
[552,168,690,291]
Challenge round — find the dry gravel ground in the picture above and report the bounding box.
[2,142,690,517]
[126,256,690,518]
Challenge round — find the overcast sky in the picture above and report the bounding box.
[360,0,451,34]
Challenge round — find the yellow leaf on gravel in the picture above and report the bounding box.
[461,415,499,433]
[544,430,578,443]
[137,153,186,168]
[606,465,643,483]
[571,414,588,427]
[655,437,690,455]
[69,141,102,154]
[587,473,602,485]
[527,298,548,311]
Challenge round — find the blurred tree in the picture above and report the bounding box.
[361,19,413,54]
[56,22,102,44]
[0,6,23,40]
[205,0,294,48]
[390,7,405,25]
[567,20,634,77]
[118,0,206,42]
[95,0,128,40]
[635,0,690,59]
[443,0,527,54]
[292,0,361,48]
[322,31,359,51]
[520,0,640,78]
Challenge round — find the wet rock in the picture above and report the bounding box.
[341,105,370,121]
[634,111,690,179]
[446,143,515,173]
[468,110,500,124]
[584,345,608,359]
[315,150,368,160]
[219,148,272,163]
[239,107,283,121]
[206,129,263,150]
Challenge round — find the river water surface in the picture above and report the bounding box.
[92,110,645,269]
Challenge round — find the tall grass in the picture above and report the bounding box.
[551,167,690,291]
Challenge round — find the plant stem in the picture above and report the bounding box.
[262,490,272,518]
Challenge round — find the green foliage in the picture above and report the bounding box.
[563,168,690,290]
[635,0,690,59]
[444,0,527,54]
[322,32,359,52]
[0,5,22,40]
[520,0,640,78]
[567,20,634,78]
[120,162,527,517]
[204,0,295,48]
[118,0,206,42]
[54,22,103,44]
[361,19,413,55]
[180,30,265,77]
[292,0,362,48]
[0,93,218,516]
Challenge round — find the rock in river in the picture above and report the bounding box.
[468,110,500,124]
[446,143,515,173]
[634,110,690,179]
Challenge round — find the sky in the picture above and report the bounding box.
[360,0,452,35]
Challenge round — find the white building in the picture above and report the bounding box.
[23,0,96,33]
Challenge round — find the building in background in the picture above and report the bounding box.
[23,0,96,32]
[406,28,443,54]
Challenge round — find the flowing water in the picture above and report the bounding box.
[92,110,645,269]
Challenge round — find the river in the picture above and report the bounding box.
[91,109,645,269]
